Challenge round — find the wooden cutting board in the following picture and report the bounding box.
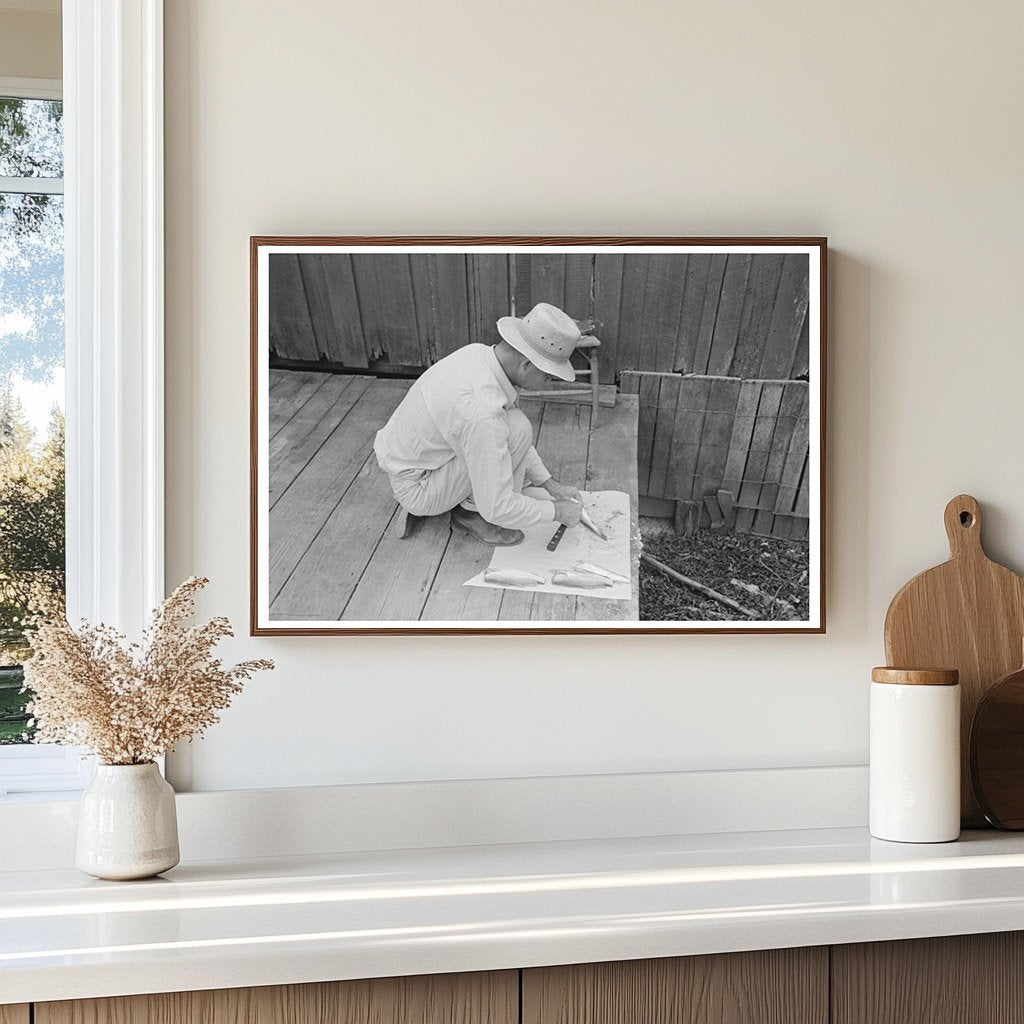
[884,494,1024,826]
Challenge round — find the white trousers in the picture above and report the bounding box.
[387,408,535,517]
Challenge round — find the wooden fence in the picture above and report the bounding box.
[622,371,810,540]
[269,252,809,383]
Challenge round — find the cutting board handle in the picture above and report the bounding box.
[944,494,983,558]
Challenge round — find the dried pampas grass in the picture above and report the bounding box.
[23,577,273,765]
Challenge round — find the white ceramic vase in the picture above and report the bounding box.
[76,762,180,880]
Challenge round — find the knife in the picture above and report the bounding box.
[547,524,567,551]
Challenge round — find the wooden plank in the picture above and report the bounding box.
[523,948,828,1024]
[748,381,785,506]
[775,391,811,514]
[38,972,518,1024]
[791,301,810,378]
[519,383,617,408]
[752,505,775,536]
[269,367,290,392]
[270,375,354,462]
[268,252,319,361]
[0,1007,29,1024]
[267,368,314,405]
[636,372,660,494]
[272,452,399,620]
[694,377,741,499]
[760,383,804,503]
[421,253,470,362]
[344,509,452,620]
[665,376,712,500]
[420,527,505,620]
[639,253,688,373]
[563,252,594,320]
[513,253,533,316]
[647,374,681,498]
[639,494,675,518]
[794,452,811,516]
[614,254,648,374]
[528,252,566,309]
[721,379,762,499]
[734,506,756,534]
[350,254,423,369]
[268,376,374,509]
[468,254,510,347]
[675,254,712,373]
[268,379,410,597]
[691,254,729,374]
[298,254,367,367]
[706,253,752,375]
[408,254,435,366]
[730,254,785,379]
[832,933,1024,1024]
[759,252,810,379]
[592,254,624,384]
[269,371,327,439]
[317,253,368,366]
[576,392,641,621]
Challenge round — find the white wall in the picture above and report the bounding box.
[163,1,1024,792]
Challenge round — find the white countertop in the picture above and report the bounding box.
[4,826,1024,1004]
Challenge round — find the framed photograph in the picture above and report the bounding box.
[250,237,826,635]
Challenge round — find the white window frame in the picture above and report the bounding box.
[0,0,164,797]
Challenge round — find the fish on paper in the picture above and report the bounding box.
[463,490,632,602]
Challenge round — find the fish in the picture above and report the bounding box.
[551,569,612,589]
[572,560,629,585]
[578,507,608,541]
[483,569,545,588]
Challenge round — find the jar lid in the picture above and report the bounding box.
[871,667,959,686]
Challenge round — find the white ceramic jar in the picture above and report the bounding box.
[76,762,180,880]
[870,667,961,843]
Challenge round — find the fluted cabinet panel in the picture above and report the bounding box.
[523,948,828,1024]
[35,972,518,1024]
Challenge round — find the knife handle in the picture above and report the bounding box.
[547,524,567,551]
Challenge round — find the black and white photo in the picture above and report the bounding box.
[251,238,825,634]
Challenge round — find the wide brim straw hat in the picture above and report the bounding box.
[496,302,580,382]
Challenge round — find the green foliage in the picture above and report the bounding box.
[0,392,65,741]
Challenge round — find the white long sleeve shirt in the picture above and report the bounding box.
[373,345,556,529]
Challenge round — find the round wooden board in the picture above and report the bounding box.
[971,663,1024,829]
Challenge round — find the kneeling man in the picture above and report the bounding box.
[373,302,586,546]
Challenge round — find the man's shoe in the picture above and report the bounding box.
[450,507,524,546]
[398,510,426,540]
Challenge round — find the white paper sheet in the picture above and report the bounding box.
[463,490,632,601]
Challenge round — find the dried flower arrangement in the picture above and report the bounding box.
[23,577,273,765]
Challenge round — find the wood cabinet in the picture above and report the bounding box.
[34,972,517,1024]
[14,933,1024,1024]
[831,932,1024,1024]
[522,948,828,1024]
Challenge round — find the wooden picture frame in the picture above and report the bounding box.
[250,237,826,635]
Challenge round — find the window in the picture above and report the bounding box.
[0,5,166,798]
[0,79,83,794]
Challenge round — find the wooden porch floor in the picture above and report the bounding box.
[267,368,639,623]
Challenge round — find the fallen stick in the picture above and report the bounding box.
[641,553,757,619]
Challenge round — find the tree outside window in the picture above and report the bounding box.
[0,94,65,744]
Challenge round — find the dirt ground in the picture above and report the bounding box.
[639,519,810,622]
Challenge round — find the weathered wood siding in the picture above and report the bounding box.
[268,252,809,383]
[622,371,810,540]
